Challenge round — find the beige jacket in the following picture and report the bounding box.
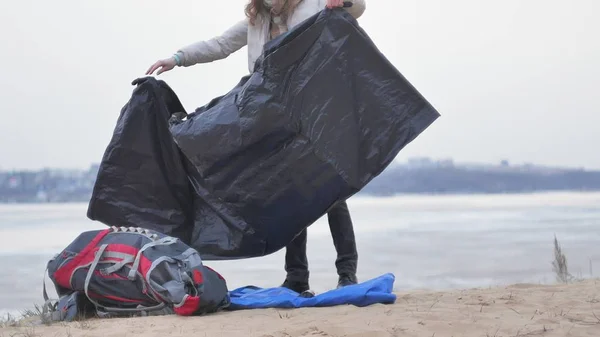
[175,0,366,73]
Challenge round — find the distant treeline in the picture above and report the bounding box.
[2,162,600,203]
[361,166,600,195]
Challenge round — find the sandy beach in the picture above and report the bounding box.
[2,279,599,337]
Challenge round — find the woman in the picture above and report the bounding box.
[146,0,366,75]
[146,0,366,293]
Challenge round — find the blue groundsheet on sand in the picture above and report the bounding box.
[226,273,396,310]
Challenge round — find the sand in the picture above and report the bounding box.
[2,279,600,337]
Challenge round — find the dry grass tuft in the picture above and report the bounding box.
[0,313,19,328]
[552,235,574,284]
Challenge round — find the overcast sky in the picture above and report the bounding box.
[0,0,597,170]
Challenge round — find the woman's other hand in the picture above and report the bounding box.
[326,0,344,8]
[146,57,177,76]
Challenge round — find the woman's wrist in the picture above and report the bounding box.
[172,53,182,66]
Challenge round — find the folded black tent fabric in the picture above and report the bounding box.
[87,8,440,260]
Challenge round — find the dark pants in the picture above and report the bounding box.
[284,200,358,283]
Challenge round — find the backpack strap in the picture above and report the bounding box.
[42,266,52,304]
[127,236,179,280]
[100,252,136,275]
[83,244,167,314]
[42,253,60,304]
[41,260,74,322]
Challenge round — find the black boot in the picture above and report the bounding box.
[281,279,310,294]
[337,274,358,289]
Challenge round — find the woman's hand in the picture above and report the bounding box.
[145,57,177,76]
[326,0,344,8]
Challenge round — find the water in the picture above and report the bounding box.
[1,192,600,317]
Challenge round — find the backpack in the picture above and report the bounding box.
[42,226,230,321]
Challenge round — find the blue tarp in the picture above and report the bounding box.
[226,273,396,310]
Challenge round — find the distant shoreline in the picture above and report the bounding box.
[2,190,600,207]
[3,158,600,203]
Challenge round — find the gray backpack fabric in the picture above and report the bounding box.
[43,226,230,321]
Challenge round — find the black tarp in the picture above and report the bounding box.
[87,8,440,260]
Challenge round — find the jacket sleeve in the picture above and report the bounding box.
[175,19,249,67]
[344,0,366,19]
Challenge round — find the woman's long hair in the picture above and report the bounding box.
[246,0,293,25]
[245,0,265,25]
